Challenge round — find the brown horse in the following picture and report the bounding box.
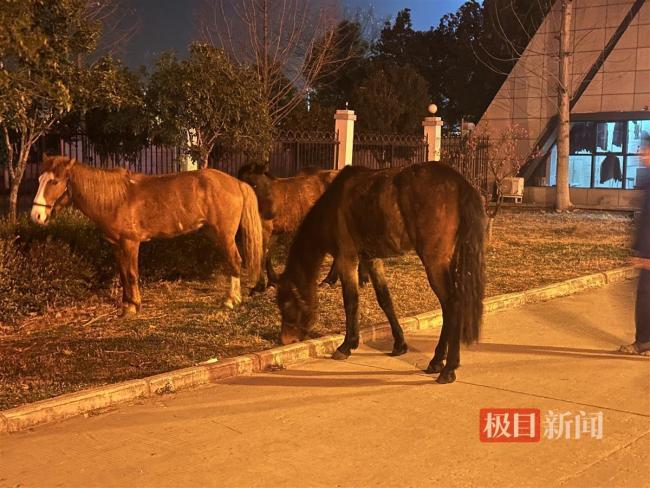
[31,156,263,315]
[238,163,339,291]
[277,162,486,384]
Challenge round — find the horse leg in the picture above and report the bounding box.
[320,259,339,287]
[358,259,370,287]
[225,275,242,310]
[423,266,450,375]
[366,258,408,356]
[119,239,142,316]
[265,233,280,288]
[425,307,449,375]
[320,257,369,288]
[332,256,360,360]
[205,225,243,309]
[112,244,129,316]
[223,239,243,309]
[421,257,458,383]
[252,224,273,293]
[437,301,459,384]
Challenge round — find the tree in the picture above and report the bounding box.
[0,0,101,223]
[309,19,370,109]
[437,1,497,125]
[198,0,361,128]
[555,0,573,211]
[351,61,429,134]
[476,0,572,210]
[81,57,150,165]
[147,43,272,169]
[373,8,417,60]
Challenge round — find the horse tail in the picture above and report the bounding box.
[238,182,263,284]
[450,180,486,345]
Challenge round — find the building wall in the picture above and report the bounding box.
[524,186,645,208]
[478,0,649,160]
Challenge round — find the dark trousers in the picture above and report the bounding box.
[636,269,650,343]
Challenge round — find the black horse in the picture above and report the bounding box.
[277,162,486,384]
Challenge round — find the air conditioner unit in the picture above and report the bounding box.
[501,177,525,197]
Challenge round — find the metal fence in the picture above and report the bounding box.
[10,129,339,191]
[440,135,491,193]
[208,129,339,177]
[61,135,180,174]
[13,135,181,184]
[352,133,428,169]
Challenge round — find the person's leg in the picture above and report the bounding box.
[635,269,650,344]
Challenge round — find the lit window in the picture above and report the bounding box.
[568,155,592,188]
[545,118,650,190]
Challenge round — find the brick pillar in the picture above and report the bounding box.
[422,104,444,162]
[334,109,356,169]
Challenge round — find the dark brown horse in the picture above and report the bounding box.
[31,156,263,315]
[277,162,486,384]
[238,163,340,290]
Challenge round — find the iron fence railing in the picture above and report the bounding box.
[60,135,180,174]
[352,133,428,169]
[440,135,491,193]
[208,129,339,177]
[10,129,339,191]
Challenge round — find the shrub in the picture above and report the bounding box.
[0,238,96,324]
[0,209,231,323]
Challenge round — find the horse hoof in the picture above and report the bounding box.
[120,304,138,317]
[319,279,336,287]
[331,349,350,361]
[424,360,445,374]
[389,343,408,356]
[436,369,456,384]
[250,285,267,296]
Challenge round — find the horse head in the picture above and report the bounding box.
[277,273,316,345]
[31,155,75,225]
[238,163,275,220]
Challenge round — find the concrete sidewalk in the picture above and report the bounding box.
[1,280,649,488]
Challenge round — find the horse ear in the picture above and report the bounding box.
[65,157,76,170]
[42,154,59,172]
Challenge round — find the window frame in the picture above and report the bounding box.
[564,117,649,190]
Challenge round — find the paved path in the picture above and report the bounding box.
[1,281,649,488]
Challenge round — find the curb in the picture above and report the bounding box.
[0,266,639,434]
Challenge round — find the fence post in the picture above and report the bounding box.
[422,104,443,162]
[334,109,356,169]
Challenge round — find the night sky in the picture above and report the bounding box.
[121,0,468,68]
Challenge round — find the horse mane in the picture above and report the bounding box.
[69,162,130,212]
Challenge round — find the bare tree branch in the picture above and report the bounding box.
[198,0,361,127]
[84,0,139,62]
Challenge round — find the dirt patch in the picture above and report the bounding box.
[0,208,634,409]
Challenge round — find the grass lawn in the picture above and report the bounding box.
[0,208,634,410]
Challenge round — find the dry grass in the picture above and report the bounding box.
[0,208,634,409]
